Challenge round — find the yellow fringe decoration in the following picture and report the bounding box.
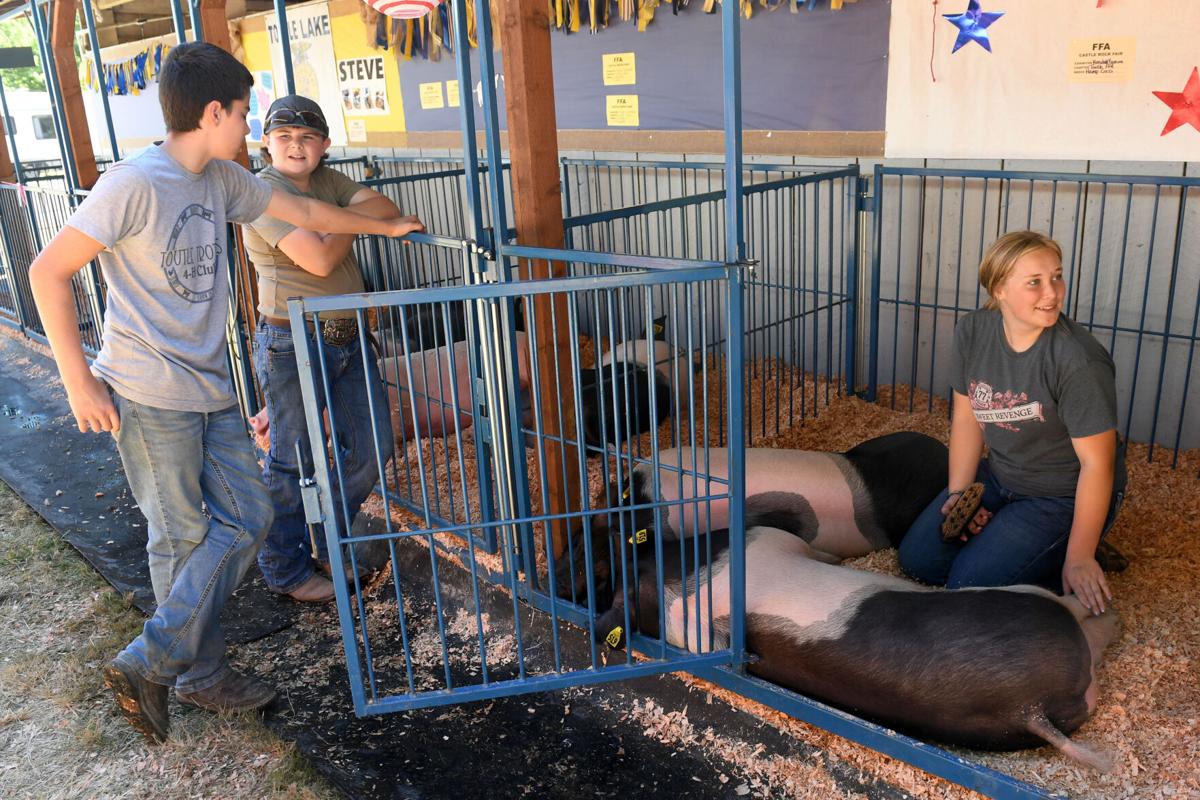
[429,8,443,61]
[391,15,404,49]
[569,0,581,32]
[636,0,658,31]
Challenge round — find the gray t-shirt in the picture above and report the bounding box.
[951,308,1122,497]
[68,146,272,412]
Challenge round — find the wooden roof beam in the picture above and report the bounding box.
[50,0,99,188]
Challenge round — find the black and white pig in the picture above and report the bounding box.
[595,525,1118,770]
[577,317,695,450]
[555,431,946,608]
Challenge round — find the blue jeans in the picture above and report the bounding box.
[110,394,272,693]
[253,320,393,593]
[898,458,1124,593]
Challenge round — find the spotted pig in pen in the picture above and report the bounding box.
[560,433,1120,770]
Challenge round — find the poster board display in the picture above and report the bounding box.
[886,0,1200,160]
[396,3,889,134]
[266,3,349,146]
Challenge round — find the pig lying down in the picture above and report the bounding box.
[596,526,1118,771]
[557,432,947,611]
[578,335,694,449]
[608,431,949,559]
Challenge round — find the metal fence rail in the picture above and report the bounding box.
[560,157,841,221]
[373,156,513,240]
[564,166,860,444]
[0,183,104,354]
[869,166,1200,464]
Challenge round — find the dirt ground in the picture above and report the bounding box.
[0,481,334,800]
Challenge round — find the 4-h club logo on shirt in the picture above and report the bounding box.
[969,380,1045,432]
[161,204,222,304]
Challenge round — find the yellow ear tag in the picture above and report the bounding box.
[605,627,623,648]
[627,529,648,545]
[653,323,663,334]
[622,488,631,500]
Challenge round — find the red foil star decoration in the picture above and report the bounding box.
[1152,67,1200,136]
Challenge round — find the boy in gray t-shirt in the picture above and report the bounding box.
[28,43,421,744]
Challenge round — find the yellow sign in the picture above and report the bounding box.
[602,52,636,86]
[1068,38,1135,84]
[419,81,445,109]
[606,94,639,127]
[446,80,460,108]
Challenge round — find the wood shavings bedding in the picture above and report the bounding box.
[360,362,1199,799]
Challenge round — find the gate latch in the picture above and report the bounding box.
[295,440,323,526]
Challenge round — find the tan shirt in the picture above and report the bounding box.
[244,164,365,320]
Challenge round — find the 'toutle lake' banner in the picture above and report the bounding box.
[266,3,348,146]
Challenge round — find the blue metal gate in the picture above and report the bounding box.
[288,237,748,714]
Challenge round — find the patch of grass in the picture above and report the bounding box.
[268,746,329,797]
[72,588,145,646]
[0,710,32,728]
[0,481,338,800]
[74,715,113,751]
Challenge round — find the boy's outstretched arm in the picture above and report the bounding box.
[29,227,120,433]
[273,188,411,277]
[265,188,423,239]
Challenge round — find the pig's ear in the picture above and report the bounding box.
[651,315,668,341]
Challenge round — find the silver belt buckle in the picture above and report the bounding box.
[322,318,357,347]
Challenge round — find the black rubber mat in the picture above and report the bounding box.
[254,532,909,800]
[2,333,905,799]
[0,333,296,644]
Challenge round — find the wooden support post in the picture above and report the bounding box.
[496,0,580,559]
[199,0,249,170]
[50,0,99,189]
[0,120,14,183]
[199,0,258,363]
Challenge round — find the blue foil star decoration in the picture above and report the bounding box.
[944,0,1005,53]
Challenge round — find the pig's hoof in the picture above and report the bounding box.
[940,482,984,541]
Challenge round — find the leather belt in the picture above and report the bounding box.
[261,314,359,348]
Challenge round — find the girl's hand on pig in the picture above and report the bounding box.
[1063,555,1111,615]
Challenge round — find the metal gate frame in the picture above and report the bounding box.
[288,244,749,714]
